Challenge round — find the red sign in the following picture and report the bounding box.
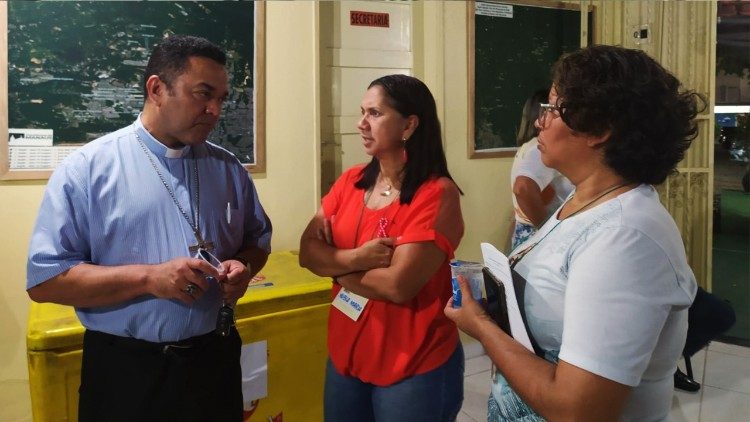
[350,11,390,28]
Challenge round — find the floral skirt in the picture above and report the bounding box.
[488,392,546,422]
[511,222,536,251]
[487,351,558,422]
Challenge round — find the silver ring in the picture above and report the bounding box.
[184,283,198,295]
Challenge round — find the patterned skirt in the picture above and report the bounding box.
[511,222,536,251]
[487,351,559,422]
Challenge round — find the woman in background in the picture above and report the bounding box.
[300,74,465,422]
[510,88,572,250]
[447,45,703,421]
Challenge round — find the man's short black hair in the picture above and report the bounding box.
[143,34,226,99]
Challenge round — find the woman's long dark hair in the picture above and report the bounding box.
[354,74,460,204]
[516,88,549,147]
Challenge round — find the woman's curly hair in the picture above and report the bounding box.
[552,45,706,184]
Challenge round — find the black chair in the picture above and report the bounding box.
[675,287,736,392]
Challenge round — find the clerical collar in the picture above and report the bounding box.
[134,115,191,159]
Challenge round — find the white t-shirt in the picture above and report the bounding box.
[500,184,697,421]
[510,138,573,225]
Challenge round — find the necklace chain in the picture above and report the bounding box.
[562,182,629,220]
[510,182,630,268]
[135,131,205,246]
[378,173,399,197]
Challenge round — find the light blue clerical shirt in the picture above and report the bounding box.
[27,116,272,342]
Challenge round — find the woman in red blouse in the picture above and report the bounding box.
[300,74,465,421]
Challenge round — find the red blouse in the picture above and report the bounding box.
[322,165,464,386]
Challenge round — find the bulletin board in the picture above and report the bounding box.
[468,0,592,158]
[1,1,265,180]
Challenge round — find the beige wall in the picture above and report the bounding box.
[0,1,321,415]
[259,1,321,249]
[414,1,516,262]
[0,184,46,380]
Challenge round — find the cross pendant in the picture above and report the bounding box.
[189,240,214,254]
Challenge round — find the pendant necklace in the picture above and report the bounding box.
[352,188,375,248]
[379,174,398,197]
[135,131,214,253]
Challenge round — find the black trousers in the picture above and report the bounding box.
[78,327,243,422]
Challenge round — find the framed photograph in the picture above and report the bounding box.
[1,1,265,180]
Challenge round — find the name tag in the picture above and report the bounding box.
[332,288,369,321]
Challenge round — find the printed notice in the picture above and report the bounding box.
[480,242,534,353]
[350,10,390,28]
[475,2,513,18]
[8,128,53,147]
[241,340,268,405]
[9,145,79,170]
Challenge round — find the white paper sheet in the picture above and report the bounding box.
[480,242,534,353]
[240,340,268,406]
[9,145,78,170]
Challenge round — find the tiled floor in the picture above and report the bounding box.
[458,341,750,422]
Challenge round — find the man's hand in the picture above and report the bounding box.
[148,257,225,305]
[219,259,252,304]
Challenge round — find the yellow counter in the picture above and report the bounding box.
[27,250,332,421]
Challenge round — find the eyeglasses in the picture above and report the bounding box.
[538,103,560,127]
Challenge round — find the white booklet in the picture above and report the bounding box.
[480,242,535,353]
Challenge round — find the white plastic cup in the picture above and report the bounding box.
[449,260,484,304]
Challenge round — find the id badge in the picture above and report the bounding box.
[332,288,369,321]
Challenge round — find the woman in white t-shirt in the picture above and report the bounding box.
[510,89,573,250]
[446,45,705,421]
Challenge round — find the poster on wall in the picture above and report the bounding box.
[468,1,589,158]
[3,0,265,178]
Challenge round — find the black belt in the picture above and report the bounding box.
[87,329,220,355]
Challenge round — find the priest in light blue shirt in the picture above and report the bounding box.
[26,35,271,422]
